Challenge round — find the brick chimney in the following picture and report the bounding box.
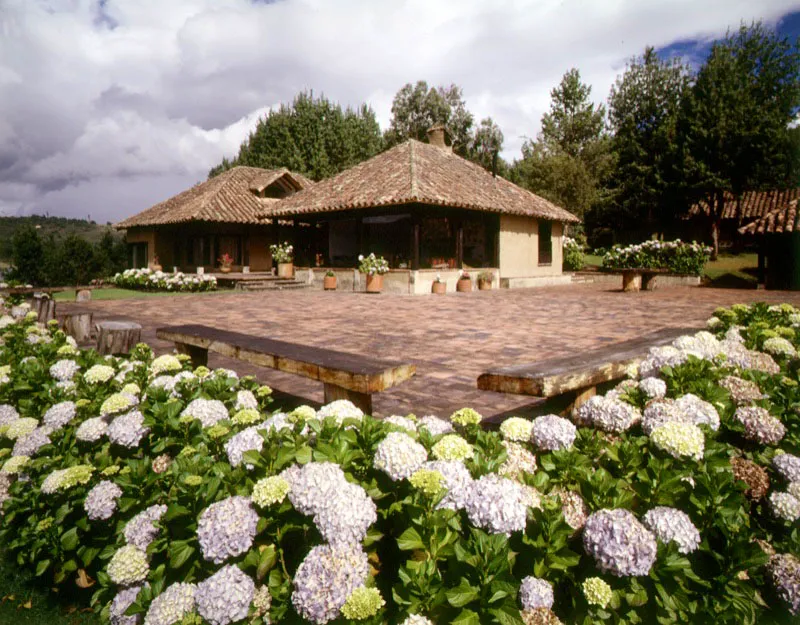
[426,125,451,152]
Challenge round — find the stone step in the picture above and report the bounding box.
[237,280,310,291]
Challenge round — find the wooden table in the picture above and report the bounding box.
[156,324,416,414]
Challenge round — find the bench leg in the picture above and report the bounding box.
[621,271,641,292]
[175,342,208,368]
[565,386,596,416]
[642,274,658,291]
[323,383,373,415]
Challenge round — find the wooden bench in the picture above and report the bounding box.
[156,324,416,414]
[477,327,697,410]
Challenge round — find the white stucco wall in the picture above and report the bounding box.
[498,215,563,278]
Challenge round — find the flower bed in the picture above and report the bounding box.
[111,268,217,292]
[602,240,711,276]
[0,304,798,623]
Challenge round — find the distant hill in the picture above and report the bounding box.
[0,216,121,261]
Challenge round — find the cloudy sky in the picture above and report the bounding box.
[1,0,799,223]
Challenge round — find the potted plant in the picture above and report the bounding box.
[323,270,337,291]
[270,242,294,279]
[477,270,494,290]
[431,273,446,295]
[218,252,234,274]
[150,255,162,272]
[358,253,389,293]
[456,269,472,292]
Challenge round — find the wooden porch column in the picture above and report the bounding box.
[758,239,766,286]
[412,221,421,270]
[456,221,464,268]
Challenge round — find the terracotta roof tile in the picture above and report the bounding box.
[739,199,800,235]
[115,166,312,229]
[259,140,580,222]
[692,189,800,221]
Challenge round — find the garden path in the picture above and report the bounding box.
[64,283,800,419]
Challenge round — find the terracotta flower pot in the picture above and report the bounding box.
[277,262,294,279]
[365,273,384,293]
[323,275,337,290]
[456,278,472,293]
[478,279,491,291]
[151,264,162,272]
[219,265,232,274]
[431,281,446,295]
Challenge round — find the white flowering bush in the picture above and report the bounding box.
[0,303,798,624]
[270,241,294,263]
[111,268,217,292]
[602,239,711,275]
[357,253,390,275]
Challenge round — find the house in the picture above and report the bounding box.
[258,127,579,292]
[739,199,800,290]
[115,166,313,272]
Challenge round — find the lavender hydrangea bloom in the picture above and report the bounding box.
[195,565,254,625]
[261,412,292,434]
[76,417,109,442]
[519,576,554,610]
[292,544,369,625]
[0,404,19,426]
[774,453,800,483]
[674,393,720,431]
[638,345,688,379]
[285,462,350,515]
[49,359,80,382]
[531,415,576,451]
[124,505,168,550]
[144,582,196,625]
[424,460,473,511]
[416,415,454,436]
[42,401,77,430]
[642,507,701,554]
[224,426,263,469]
[641,399,691,436]
[374,432,427,481]
[108,411,150,448]
[85,480,123,521]
[769,553,800,616]
[234,390,258,411]
[464,474,530,535]
[197,496,258,564]
[575,395,641,433]
[312,480,377,546]
[383,415,417,433]
[638,377,667,399]
[181,399,229,428]
[12,427,50,457]
[110,585,143,625]
[735,406,786,445]
[316,399,364,425]
[583,509,657,577]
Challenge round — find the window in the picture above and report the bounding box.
[538,221,552,265]
[128,243,148,268]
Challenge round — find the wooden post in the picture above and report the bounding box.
[323,382,372,416]
[456,222,464,268]
[621,271,641,292]
[61,310,93,344]
[175,342,208,368]
[32,294,56,323]
[758,240,766,287]
[96,321,142,355]
[412,221,421,270]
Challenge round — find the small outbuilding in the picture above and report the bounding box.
[739,198,800,290]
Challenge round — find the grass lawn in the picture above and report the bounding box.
[53,288,230,302]
[0,553,100,625]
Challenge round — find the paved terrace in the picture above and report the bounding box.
[65,284,800,419]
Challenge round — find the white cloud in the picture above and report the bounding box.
[0,0,796,222]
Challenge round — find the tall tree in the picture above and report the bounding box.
[680,22,800,256]
[511,68,612,220]
[384,81,474,155]
[209,92,383,180]
[468,117,505,173]
[607,47,690,236]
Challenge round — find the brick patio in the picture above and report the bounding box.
[64,283,800,419]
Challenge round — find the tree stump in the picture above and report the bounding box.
[60,310,94,344]
[32,294,56,323]
[96,321,142,355]
[621,271,641,292]
[76,289,92,303]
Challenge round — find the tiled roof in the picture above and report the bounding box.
[115,166,311,229]
[739,199,800,235]
[259,140,580,222]
[691,189,800,221]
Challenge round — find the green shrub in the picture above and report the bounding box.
[562,237,584,271]
[602,240,711,275]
